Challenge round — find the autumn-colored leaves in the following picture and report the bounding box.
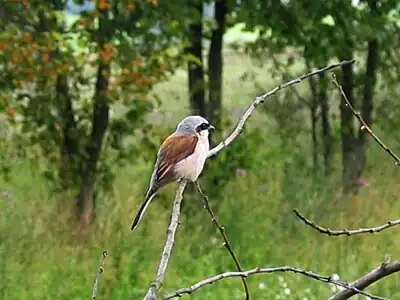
[97,0,158,11]
[2,0,170,93]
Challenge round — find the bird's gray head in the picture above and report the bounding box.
[175,115,215,136]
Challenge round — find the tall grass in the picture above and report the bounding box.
[1,52,399,300]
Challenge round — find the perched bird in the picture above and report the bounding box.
[130,115,215,230]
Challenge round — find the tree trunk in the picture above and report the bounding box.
[355,0,378,180]
[76,10,111,226]
[207,0,227,130]
[319,72,332,174]
[187,3,206,117]
[339,54,356,193]
[56,74,78,191]
[305,58,319,171]
[76,60,110,226]
[310,101,319,171]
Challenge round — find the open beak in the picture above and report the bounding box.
[208,125,215,131]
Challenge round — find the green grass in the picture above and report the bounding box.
[1,52,400,300]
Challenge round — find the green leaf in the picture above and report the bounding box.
[321,15,335,26]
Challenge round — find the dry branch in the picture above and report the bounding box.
[195,182,250,299]
[331,73,400,165]
[142,180,187,300]
[91,250,108,300]
[163,265,386,300]
[294,209,400,236]
[330,260,400,300]
[141,60,356,299]
[207,60,355,158]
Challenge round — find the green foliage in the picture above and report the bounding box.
[0,0,188,198]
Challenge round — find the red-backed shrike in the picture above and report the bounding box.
[130,115,215,230]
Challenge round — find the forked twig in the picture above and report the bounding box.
[91,250,108,300]
[195,182,250,299]
[163,265,386,300]
[331,73,400,166]
[142,180,187,300]
[294,209,400,236]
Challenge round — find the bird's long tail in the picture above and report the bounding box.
[130,192,156,230]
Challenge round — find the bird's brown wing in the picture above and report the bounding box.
[155,134,198,184]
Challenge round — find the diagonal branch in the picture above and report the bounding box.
[207,59,355,158]
[140,60,357,300]
[91,250,108,300]
[331,73,400,166]
[142,180,187,300]
[163,265,387,300]
[294,209,400,236]
[195,182,250,300]
[330,260,400,300]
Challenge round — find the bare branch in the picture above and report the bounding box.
[142,180,187,300]
[163,265,387,300]
[91,250,108,300]
[331,73,400,166]
[195,182,250,299]
[207,60,355,158]
[294,209,400,236]
[330,260,400,300]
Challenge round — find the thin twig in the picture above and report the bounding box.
[331,73,400,166]
[294,209,400,236]
[207,59,356,158]
[163,265,386,300]
[195,182,250,300]
[142,180,187,300]
[330,260,400,300]
[91,250,108,300]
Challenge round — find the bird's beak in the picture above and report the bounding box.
[208,125,215,131]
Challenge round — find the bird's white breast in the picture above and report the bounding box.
[174,133,209,181]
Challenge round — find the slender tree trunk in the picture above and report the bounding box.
[56,74,78,191]
[207,0,226,130]
[187,3,206,117]
[319,72,332,174]
[305,58,319,171]
[339,52,356,193]
[77,10,111,227]
[355,0,378,180]
[310,101,319,171]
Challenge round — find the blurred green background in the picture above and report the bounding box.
[1,0,400,299]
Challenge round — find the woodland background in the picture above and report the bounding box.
[0,0,400,299]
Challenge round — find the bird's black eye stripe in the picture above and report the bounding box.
[197,122,210,132]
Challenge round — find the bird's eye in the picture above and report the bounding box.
[197,122,210,132]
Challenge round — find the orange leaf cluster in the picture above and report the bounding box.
[23,32,33,42]
[78,17,91,28]
[131,57,143,66]
[148,0,158,6]
[98,0,111,10]
[126,0,136,11]
[99,43,117,64]
[5,107,17,118]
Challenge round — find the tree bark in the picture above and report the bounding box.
[187,3,206,117]
[319,72,332,174]
[355,0,378,180]
[56,74,78,191]
[339,53,356,193]
[77,10,111,227]
[310,100,319,171]
[305,58,319,172]
[207,0,227,130]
